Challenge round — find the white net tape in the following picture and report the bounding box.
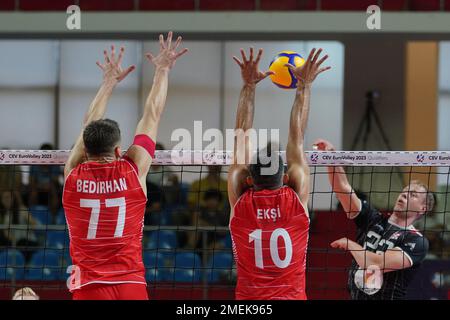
[0,149,449,166]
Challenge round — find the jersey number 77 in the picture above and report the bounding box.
[80,197,126,239]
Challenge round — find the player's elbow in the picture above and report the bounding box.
[287,133,303,148]
[345,210,359,220]
[376,254,411,273]
[286,146,305,165]
[331,175,351,191]
[143,99,163,119]
[83,111,101,126]
[143,107,162,123]
[138,111,160,132]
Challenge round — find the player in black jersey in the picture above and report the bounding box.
[315,139,435,300]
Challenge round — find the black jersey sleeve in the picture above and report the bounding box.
[352,200,382,230]
[397,232,429,266]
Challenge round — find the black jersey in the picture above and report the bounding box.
[348,200,429,300]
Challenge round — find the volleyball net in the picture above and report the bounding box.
[0,149,449,300]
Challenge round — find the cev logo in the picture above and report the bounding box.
[203,152,215,162]
[310,153,319,163]
[416,154,425,163]
[0,153,4,161]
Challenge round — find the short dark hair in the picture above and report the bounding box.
[83,119,121,156]
[248,148,284,190]
[40,143,54,150]
[155,142,165,150]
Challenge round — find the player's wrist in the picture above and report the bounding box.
[346,239,358,251]
[296,80,312,90]
[155,66,171,73]
[102,78,119,88]
[243,81,256,89]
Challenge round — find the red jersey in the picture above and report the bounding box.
[229,186,310,300]
[62,158,147,291]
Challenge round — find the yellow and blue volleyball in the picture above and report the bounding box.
[269,51,305,89]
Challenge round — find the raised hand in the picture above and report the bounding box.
[233,48,274,86]
[313,139,336,151]
[145,31,189,70]
[285,48,331,87]
[96,45,136,84]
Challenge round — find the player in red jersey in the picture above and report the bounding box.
[62,32,188,300]
[228,47,330,300]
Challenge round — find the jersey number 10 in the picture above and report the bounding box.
[249,228,293,269]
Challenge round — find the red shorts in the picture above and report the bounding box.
[72,283,149,300]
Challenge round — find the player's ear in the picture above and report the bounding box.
[246,176,253,187]
[283,173,289,185]
[114,146,121,159]
[421,205,427,215]
[83,147,88,160]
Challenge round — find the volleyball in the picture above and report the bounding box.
[269,51,305,89]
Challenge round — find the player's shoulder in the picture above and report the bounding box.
[281,185,298,194]
[64,162,84,180]
[280,185,304,202]
[66,160,134,179]
[235,188,253,201]
[402,226,429,252]
[405,225,425,238]
[118,157,136,169]
[360,200,384,218]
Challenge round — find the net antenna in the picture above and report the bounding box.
[351,90,403,188]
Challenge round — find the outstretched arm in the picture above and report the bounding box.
[125,32,188,185]
[64,46,135,178]
[331,238,412,273]
[313,139,362,218]
[228,48,273,209]
[286,48,330,206]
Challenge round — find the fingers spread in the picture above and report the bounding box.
[96,61,105,70]
[110,45,116,63]
[103,50,110,64]
[317,66,331,75]
[316,54,328,67]
[175,48,189,59]
[240,48,248,63]
[284,63,296,71]
[307,48,316,63]
[255,48,263,64]
[174,36,182,50]
[232,56,243,67]
[312,48,322,64]
[166,31,173,50]
[159,34,166,50]
[117,65,136,81]
[145,52,154,62]
[117,46,125,65]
